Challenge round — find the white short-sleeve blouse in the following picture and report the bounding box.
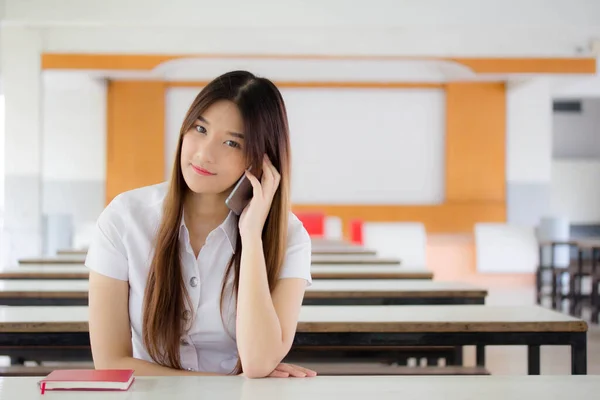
[85,182,312,374]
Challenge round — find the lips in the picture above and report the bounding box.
[191,164,215,176]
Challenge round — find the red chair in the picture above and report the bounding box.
[296,212,325,237]
[349,219,364,245]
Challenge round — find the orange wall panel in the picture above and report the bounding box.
[106,81,165,205]
[445,83,506,203]
[291,202,505,235]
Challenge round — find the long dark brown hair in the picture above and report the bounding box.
[142,71,291,373]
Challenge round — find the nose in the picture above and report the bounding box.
[193,136,219,164]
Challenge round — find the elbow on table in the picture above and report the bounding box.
[240,357,280,379]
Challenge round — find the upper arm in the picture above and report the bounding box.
[271,217,312,353]
[85,197,132,367]
[88,270,133,367]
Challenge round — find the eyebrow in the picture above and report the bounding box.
[197,116,245,140]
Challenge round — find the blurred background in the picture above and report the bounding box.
[0,0,599,282]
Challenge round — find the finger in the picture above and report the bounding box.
[267,159,281,189]
[268,370,290,378]
[261,156,275,193]
[245,170,262,197]
[274,363,307,378]
[279,363,316,377]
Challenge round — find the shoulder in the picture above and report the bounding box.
[99,182,169,229]
[286,212,311,250]
[85,182,170,281]
[107,182,169,215]
[278,212,312,284]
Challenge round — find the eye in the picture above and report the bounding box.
[225,140,241,149]
[194,125,207,134]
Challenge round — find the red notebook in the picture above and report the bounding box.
[38,369,134,394]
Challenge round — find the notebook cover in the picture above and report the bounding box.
[42,369,134,383]
[39,369,134,394]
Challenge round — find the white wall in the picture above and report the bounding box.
[551,160,600,223]
[506,78,553,183]
[42,72,107,182]
[165,87,198,178]
[505,78,553,226]
[553,99,600,159]
[165,87,446,204]
[0,26,44,265]
[551,71,600,98]
[40,71,107,254]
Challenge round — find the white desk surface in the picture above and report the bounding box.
[0,265,425,276]
[15,255,401,266]
[0,375,598,399]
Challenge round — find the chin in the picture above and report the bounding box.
[183,172,234,196]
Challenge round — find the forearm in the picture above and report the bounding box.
[236,235,284,377]
[100,356,224,377]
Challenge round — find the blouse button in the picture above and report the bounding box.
[190,277,199,287]
[183,310,191,320]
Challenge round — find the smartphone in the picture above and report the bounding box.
[225,170,256,215]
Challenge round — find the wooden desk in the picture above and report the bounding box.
[0,280,88,306]
[0,305,586,375]
[0,266,89,280]
[2,375,600,398]
[19,254,399,266]
[0,279,480,306]
[0,265,431,281]
[311,266,432,280]
[56,249,87,256]
[18,257,85,265]
[311,247,377,256]
[305,280,486,305]
[60,246,378,257]
[311,255,401,265]
[295,305,587,375]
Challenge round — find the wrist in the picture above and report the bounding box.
[240,231,263,246]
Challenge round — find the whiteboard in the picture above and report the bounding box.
[165,87,445,204]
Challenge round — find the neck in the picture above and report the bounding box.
[183,190,231,230]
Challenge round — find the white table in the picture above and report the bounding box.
[0,265,432,280]
[0,279,484,306]
[0,375,599,399]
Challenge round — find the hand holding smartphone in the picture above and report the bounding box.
[225,167,262,215]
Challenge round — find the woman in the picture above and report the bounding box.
[86,71,317,379]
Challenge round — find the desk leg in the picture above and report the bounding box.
[528,345,540,375]
[450,346,463,366]
[551,271,558,310]
[476,345,485,366]
[9,357,25,366]
[592,249,599,324]
[572,333,587,375]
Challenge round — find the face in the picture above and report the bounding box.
[180,100,247,195]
